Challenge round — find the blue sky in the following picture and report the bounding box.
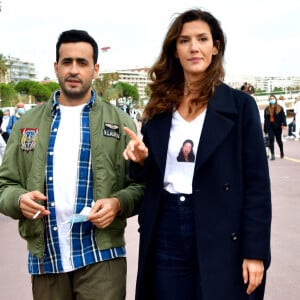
[0,0,299,80]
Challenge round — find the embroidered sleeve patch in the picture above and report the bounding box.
[103,123,120,140]
[20,128,39,152]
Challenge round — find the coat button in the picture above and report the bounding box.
[224,183,230,191]
[179,195,185,202]
[231,233,238,241]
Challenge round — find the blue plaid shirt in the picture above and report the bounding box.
[28,90,125,275]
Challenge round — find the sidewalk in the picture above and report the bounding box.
[264,140,300,300]
[0,140,299,300]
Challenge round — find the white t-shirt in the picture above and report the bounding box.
[1,116,10,132]
[53,103,85,271]
[277,100,287,115]
[164,109,206,194]
[294,101,300,118]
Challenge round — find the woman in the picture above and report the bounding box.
[263,95,287,160]
[177,139,195,162]
[124,9,271,300]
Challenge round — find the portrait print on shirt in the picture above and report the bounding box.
[177,139,195,162]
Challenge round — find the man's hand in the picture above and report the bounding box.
[18,191,50,219]
[242,259,264,295]
[88,197,121,228]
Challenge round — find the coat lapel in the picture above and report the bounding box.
[194,84,238,171]
[146,113,172,176]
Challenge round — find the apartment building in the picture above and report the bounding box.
[4,56,37,83]
[99,68,150,99]
[226,74,300,93]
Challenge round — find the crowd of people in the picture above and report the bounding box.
[239,84,299,160]
[263,94,299,160]
[0,102,26,163]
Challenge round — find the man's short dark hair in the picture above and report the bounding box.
[56,29,98,64]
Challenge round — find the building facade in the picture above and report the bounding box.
[4,56,37,83]
[99,68,150,100]
[225,74,300,94]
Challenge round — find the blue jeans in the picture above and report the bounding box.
[288,120,296,137]
[149,191,201,300]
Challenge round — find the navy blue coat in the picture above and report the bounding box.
[132,83,272,300]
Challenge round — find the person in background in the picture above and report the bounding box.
[277,95,288,140]
[264,94,287,160]
[293,97,300,140]
[0,109,6,163]
[1,109,10,142]
[123,8,271,300]
[6,102,25,135]
[286,116,296,139]
[277,95,287,116]
[0,109,3,127]
[0,29,143,300]
[241,82,255,96]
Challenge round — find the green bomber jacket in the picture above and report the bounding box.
[0,93,144,258]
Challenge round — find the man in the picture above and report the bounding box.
[277,96,287,141]
[1,108,10,142]
[287,117,296,139]
[6,101,25,135]
[277,95,287,116]
[0,109,6,163]
[294,97,300,140]
[0,29,143,300]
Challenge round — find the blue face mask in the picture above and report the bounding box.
[66,206,92,224]
[68,213,89,223]
[269,99,276,105]
[17,108,25,115]
[59,205,93,236]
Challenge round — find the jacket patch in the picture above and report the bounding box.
[20,128,39,152]
[103,123,120,140]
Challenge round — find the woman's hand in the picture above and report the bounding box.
[123,127,148,165]
[242,259,264,295]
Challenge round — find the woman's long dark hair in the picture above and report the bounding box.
[266,94,283,115]
[143,9,226,120]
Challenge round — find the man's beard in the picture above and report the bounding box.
[59,77,91,100]
[61,87,88,99]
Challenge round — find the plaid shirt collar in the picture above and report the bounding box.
[51,89,96,118]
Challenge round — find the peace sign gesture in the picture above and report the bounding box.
[123,127,148,165]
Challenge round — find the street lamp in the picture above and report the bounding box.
[7,55,15,106]
[8,56,13,106]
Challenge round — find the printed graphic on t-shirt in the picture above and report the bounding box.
[176,139,195,162]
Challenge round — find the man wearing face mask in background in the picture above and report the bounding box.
[6,102,26,136]
[264,95,287,160]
